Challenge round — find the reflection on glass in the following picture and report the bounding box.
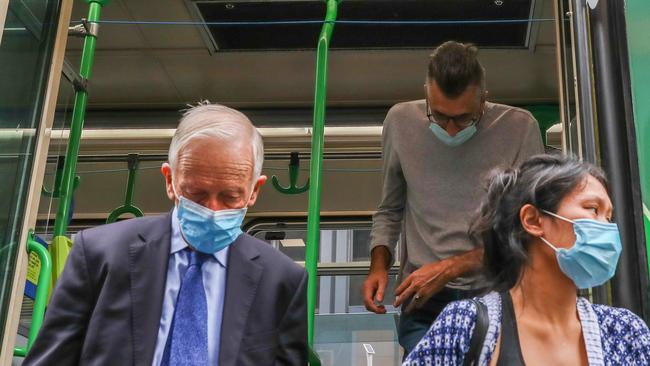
[251,224,404,364]
[315,311,401,366]
[316,274,397,314]
[252,224,401,314]
[0,0,60,343]
[253,226,400,264]
[15,79,75,347]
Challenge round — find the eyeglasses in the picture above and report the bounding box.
[426,99,481,130]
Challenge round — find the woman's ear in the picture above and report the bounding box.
[520,204,545,237]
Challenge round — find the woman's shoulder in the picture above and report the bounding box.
[403,292,502,365]
[590,303,649,335]
[429,291,502,339]
[588,302,650,363]
[437,292,500,321]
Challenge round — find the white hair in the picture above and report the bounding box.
[168,102,264,181]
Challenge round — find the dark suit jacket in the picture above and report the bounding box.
[24,213,308,366]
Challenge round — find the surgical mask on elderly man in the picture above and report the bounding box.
[540,210,622,289]
[172,183,247,254]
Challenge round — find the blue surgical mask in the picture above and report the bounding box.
[173,184,247,254]
[429,123,477,147]
[540,210,622,289]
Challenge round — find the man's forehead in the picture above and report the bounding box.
[427,81,480,99]
[175,139,252,170]
[179,136,251,158]
[175,163,253,191]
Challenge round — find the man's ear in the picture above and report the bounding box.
[520,204,544,237]
[161,163,175,202]
[247,175,267,207]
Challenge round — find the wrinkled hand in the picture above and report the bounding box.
[363,268,389,314]
[393,259,455,314]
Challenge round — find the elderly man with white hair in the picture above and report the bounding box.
[24,103,308,366]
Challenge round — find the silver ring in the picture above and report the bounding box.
[414,294,421,301]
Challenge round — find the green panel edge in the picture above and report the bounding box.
[625,0,650,276]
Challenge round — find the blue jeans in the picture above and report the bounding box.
[397,287,484,359]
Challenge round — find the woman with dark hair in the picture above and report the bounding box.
[403,154,650,365]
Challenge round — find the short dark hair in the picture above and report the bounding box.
[427,41,485,98]
[470,154,609,292]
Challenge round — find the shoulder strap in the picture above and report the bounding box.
[463,299,489,366]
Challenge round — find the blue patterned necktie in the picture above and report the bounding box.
[162,249,209,365]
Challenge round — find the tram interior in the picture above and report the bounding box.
[13,0,568,364]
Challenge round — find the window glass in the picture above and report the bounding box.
[0,0,60,342]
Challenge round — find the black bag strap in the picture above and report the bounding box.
[463,299,489,366]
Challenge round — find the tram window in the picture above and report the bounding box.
[314,275,398,315]
[346,275,398,313]
[352,229,371,261]
[247,219,400,314]
[248,221,400,265]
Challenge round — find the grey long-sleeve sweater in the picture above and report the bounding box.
[370,100,544,289]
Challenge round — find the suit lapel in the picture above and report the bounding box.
[219,235,263,366]
[129,213,172,366]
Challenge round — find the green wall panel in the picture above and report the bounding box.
[626,0,650,273]
[522,104,560,146]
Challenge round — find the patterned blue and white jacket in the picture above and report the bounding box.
[403,291,650,366]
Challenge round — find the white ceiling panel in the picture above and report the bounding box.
[119,0,208,49]
[67,0,146,50]
[61,0,560,110]
[65,51,184,106]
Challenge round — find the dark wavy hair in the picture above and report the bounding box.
[427,41,485,98]
[470,154,608,292]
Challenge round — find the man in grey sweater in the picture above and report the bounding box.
[362,41,544,355]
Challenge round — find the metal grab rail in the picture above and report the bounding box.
[313,262,399,277]
[306,0,340,355]
[14,232,53,357]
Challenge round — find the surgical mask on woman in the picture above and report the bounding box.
[540,210,622,289]
[172,183,247,254]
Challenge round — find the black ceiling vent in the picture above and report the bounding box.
[190,0,538,51]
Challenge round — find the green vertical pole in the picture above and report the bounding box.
[51,0,109,281]
[306,0,339,351]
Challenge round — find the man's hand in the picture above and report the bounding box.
[363,246,392,314]
[393,259,453,314]
[363,268,388,314]
[394,248,483,313]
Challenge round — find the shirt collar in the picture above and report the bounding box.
[171,206,228,268]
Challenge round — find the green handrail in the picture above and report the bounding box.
[14,232,53,357]
[308,346,322,366]
[271,152,310,195]
[51,0,109,282]
[306,0,340,353]
[106,154,144,223]
[41,156,80,199]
